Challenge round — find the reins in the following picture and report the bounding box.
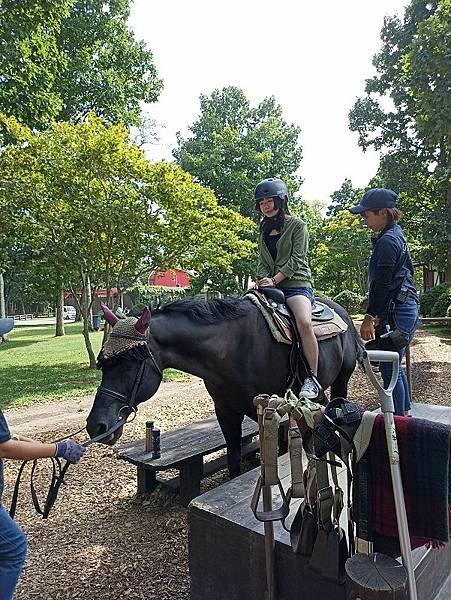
[8,411,135,520]
[9,333,162,521]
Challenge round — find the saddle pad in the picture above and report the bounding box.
[313,313,348,341]
[246,293,348,344]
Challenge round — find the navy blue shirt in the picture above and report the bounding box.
[0,409,11,499]
[367,223,417,319]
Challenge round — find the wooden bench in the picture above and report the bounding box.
[115,415,259,504]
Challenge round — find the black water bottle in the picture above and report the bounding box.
[151,428,161,459]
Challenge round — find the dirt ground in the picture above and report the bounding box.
[3,329,450,600]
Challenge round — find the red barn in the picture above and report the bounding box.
[148,269,192,288]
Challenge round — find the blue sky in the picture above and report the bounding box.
[128,0,409,202]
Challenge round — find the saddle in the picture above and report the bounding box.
[246,289,348,344]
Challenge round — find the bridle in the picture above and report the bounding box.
[95,331,163,422]
[9,332,163,520]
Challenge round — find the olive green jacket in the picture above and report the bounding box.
[257,216,313,288]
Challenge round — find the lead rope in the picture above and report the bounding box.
[8,360,146,521]
[8,415,135,520]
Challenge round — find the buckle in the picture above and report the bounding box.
[317,485,333,503]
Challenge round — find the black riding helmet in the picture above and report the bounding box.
[254,177,289,212]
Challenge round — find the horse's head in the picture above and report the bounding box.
[86,304,163,444]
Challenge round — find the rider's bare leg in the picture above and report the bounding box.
[286,295,318,376]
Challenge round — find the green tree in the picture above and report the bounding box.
[314,211,370,298]
[173,86,302,219]
[55,0,162,125]
[349,0,451,270]
[0,114,253,366]
[0,0,162,130]
[327,179,363,217]
[0,0,70,135]
[0,0,163,316]
[173,86,302,292]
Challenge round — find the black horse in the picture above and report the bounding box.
[86,296,360,476]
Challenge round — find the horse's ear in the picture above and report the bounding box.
[134,306,151,334]
[100,301,119,327]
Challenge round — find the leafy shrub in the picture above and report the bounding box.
[447,304,451,317]
[333,290,364,313]
[431,287,451,318]
[420,283,451,317]
[314,290,333,302]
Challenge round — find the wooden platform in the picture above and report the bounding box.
[189,403,451,600]
[115,415,259,504]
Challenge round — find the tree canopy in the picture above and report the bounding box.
[172,86,302,292]
[0,0,70,134]
[0,114,253,363]
[54,0,162,125]
[0,0,162,130]
[349,0,450,270]
[173,86,303,219]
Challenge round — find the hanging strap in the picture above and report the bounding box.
[287,420,304,499]
[314,457,334,532]
[263,401,283,486]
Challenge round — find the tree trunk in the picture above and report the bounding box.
[101,287,112,346]
[55,288,65,337]
[85,272,93,330]
[0,272,6,318]
[82,313,97,369]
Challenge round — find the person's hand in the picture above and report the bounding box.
[360,318,375,341]
[257,277,275,288]
[54,440,86,463]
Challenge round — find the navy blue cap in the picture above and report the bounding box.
[349,188,397,214]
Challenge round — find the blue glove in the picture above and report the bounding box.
[54,440,86,463]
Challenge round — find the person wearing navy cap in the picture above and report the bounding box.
[0,321,86,599]
[349,188,419,415]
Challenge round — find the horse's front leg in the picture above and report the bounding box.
[214,406,244,478]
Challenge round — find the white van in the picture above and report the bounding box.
[63,306,76,320]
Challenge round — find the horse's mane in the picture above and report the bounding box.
[156,297,250,324]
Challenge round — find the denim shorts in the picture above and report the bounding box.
[281,286,314,304]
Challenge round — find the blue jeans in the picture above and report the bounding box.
[0,505,27,600]
[378,298,419,416]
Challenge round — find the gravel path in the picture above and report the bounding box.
[2,329,450,600]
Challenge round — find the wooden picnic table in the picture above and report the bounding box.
[115,414,259,504]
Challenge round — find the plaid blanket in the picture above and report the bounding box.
[353,414,451,552]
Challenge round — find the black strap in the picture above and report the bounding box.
[8,351,154,521]
[8,412,132,520]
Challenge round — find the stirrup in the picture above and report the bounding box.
[251,475,290,522]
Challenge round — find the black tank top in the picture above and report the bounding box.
[264,232,281,261]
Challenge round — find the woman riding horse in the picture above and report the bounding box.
[254,177,319,399]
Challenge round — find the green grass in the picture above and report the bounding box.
[419,323,451,340]
[0,323,187,409]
